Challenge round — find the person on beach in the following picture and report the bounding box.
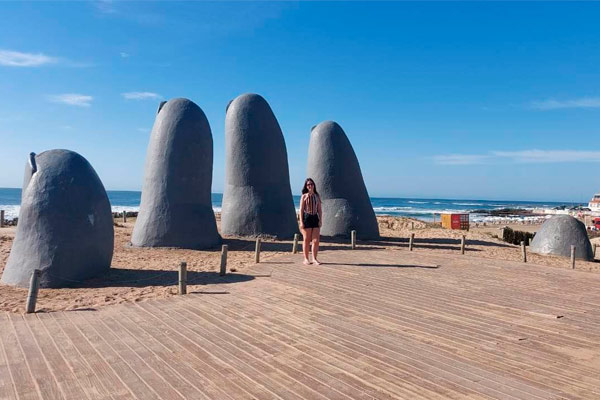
[299,178,322,265]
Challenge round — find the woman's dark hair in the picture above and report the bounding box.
[302,178,319,196]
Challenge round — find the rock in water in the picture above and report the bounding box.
[307,121,380,239]
[2,150,114,288]
[221,93,298,238]
[530,215,593,260]
[132,98,221,249]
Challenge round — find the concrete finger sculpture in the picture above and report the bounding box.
[307,121,380,239]
[2,150,114,288]
[132,98,221,249]
[529,215,593,260]
[221,93,298,238]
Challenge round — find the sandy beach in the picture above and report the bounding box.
[1,215,598,313]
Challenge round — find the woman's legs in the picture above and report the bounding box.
[301,227,312,264]
[312,228,321,265]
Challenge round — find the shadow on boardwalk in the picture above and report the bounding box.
[68,269,255,289]
[224,237,384,252]
[320,262,440,269]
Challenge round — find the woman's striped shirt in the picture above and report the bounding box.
[304,193,320,215]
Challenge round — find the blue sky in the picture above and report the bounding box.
[1,1,599,202]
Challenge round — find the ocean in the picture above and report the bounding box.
[0,188,581,223]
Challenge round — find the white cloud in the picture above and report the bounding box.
[0,50,58,67]
[120,52,130,58]
[530,97,600,110]
[434,149,600,165]
[48,94,93,107]
[432,154,491,165]
[492,150,600,163]
[122,92,162,100]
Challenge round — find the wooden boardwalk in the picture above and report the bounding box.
[1,248,600,399]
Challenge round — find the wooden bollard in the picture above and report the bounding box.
[255,238,261,263]
[292,234,299,254]
[351,230,356,250]
[220,245,228,276]
[122,210,127,223]
[409,233,414,251]
[433,214,436,225]
[593,243,597,259]
[0,210,4,227]
[411,222,414,230]
[460,235,465,255]
[521,241,527,263]
[571,245,576,270]
[25,269,41,314]
[179,262,187,295]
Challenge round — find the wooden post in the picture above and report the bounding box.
[255,238,261,263]
[521,241,527,263]
[528,237,532,246]
[433,214,436,225]
[0,210,4,227]
[292,234,299,254]
[122,210,127,223]
[571,245,576,270]
[461,235,465,255]
[351,230,356,250]
[179,262,187,295]
[593,243,597,259]
[409,233,414,251]
[220,245,228,276]
[411,222,414,230]
[25,269,41,314]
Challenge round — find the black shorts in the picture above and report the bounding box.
[302,212,320,229]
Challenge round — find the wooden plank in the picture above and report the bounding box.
[99,312,212,400]
[153,297,357,400]
[69,311,185,400]
[23,313,91,400]
[255,255,596,398]
[61,311,162,400]
[117,303,264,399]
[137,300,309,400]
[47,312,136,400]
[177,295,438,400]
[0,313,18,400]
[0,314,40,400]
[35,313,114,400]
[199,287,491,400]
[262,265,591,398]
[9,314,64,399]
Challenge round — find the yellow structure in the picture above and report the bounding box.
[441,213,470,230]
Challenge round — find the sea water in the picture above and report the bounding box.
[0,188,580,223]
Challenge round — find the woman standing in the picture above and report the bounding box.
[299,178,322,265]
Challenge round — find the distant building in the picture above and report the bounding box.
[588,193,600,212]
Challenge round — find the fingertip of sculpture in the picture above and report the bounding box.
[530,215,593,260]
[2,149,114,288]
[307,121,380,240]
[222,93,298,239]
[132,97,221,249]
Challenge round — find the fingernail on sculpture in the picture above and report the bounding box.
[221,93,298,238]
[2,150,114,288]
[132,98,221,249]
[307,121,380,239]
[530,215,593,260]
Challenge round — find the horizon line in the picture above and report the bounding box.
[0,187,587,205]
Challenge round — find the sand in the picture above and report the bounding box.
[1,215,598,313]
